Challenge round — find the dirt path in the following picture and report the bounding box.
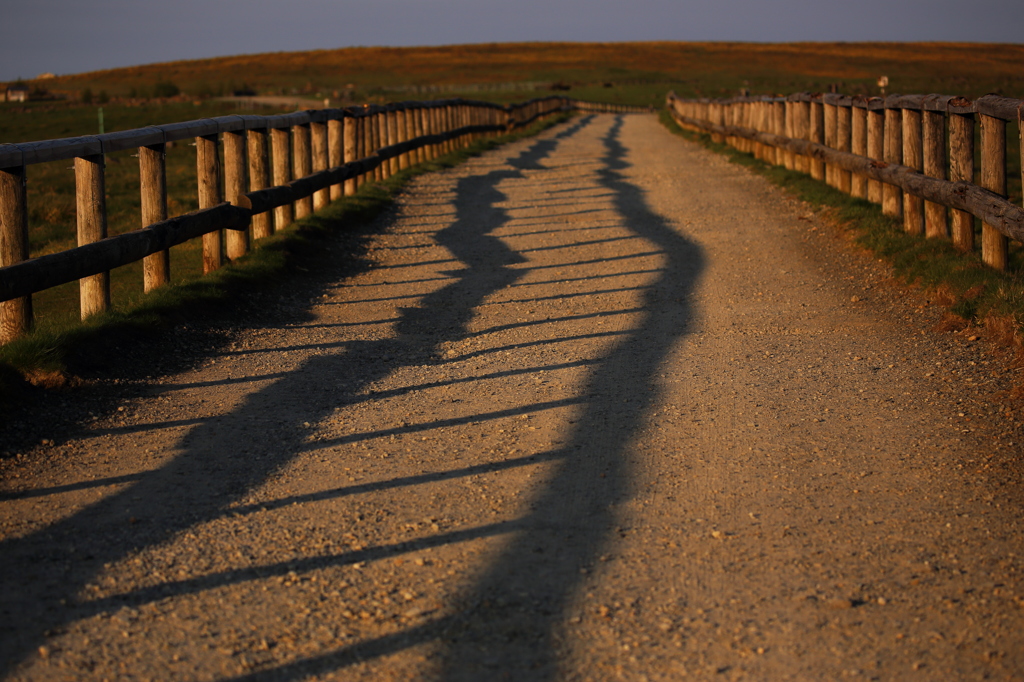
[3,114,1024,681]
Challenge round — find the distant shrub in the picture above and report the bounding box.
[80,88,93,104]
[97,90,109,104]
[152,81,180,98]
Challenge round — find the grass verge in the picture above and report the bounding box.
[659,108,1024,353]
[0,113,572,407]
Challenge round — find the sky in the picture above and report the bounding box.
[2,0,1023,82]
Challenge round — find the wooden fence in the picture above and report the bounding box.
[666,91,1024,272]
[0,95,639,344]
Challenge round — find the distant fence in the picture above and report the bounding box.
[667,91,1024,272]
[0,96,647,343]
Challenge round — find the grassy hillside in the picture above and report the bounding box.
[5,41,1024,113]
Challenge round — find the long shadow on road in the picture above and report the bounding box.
[0,115,593,676]
[224,116,705,680]
[434,116,705,678]
[0,114,706,680]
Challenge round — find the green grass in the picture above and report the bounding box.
[659,109,1024,347]
[0,112,572,404]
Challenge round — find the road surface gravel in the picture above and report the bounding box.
[2,113,1024,680]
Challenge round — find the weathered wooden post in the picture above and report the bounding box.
[750,101,763,161]
[75,153,110,318]
[343,110,358,196]
[397,105,411,171]
[901,101,924,235]
[385,106,399,176]
[443,104,455,154]
[140,141,169,291]
[426,105,438,158]
[328,112,344,201]
[980,113,1008,270]
[809,96,825,181]
[948,105,975,252]
[866,98,884,204]
[836,98,852,194]
[360,107,373,186]
[798,98,812,172]
[412,105,426,164]
[0,162,31,341]
[197,134,223,273]
[922,97,948,238]
[782,100,795,169]
[769,100,782,164]
[223,129,249,259]
[270,126,292,230]
[850,98,868,198]
[292,121,313,218]
[373,107,386,181]
[247,126,273,240]
[794,96,810,172]
[883,98,903,218]
[823,95,837,187]
[311,114,329,211]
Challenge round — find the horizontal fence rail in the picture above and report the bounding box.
[0,96,647,343]
[667,91,1024,272]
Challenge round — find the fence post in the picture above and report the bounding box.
[197,134,223,273]
[75,154,110,318]
[292,122,313,218]
[866,99,884,204]
[396,105,410,171]
[443,104,455,154]
[783,100,795,170]
[851,99,868,198]
[140,142,169,291]
[902,106,924,235]
[0,164,31,341]
[836,99,852,193]
[373,108,387,180]
[883,100,903,218]
[343,111,358,196]
[223,130,249,260]
[328,113,344,201]
[750,101,763,161]
[771,101,784,165]
[922,101,948,238]
[412,105,427,164]
[948,110,975,252]
[809,97,825,181]
[248,126,273,240]
[980,114,1008,270]
[311,116,329,211]
[270,127,292,230]
[362,107,374,184]
[795,97,810,173]
[823,96,837,187]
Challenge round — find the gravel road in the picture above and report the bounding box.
[2,113,1024,680]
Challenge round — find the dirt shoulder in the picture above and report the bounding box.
[2,114,1023,681]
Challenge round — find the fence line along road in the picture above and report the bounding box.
[0,97,649,344]
[667,91,1024,272]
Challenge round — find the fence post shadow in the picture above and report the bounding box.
[428,115,706,679]
[0,115,599,678]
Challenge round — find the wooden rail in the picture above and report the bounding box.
[0,95,614,343]
[667,91,1024,270]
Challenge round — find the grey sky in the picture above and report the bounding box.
[2,0,1022,82]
